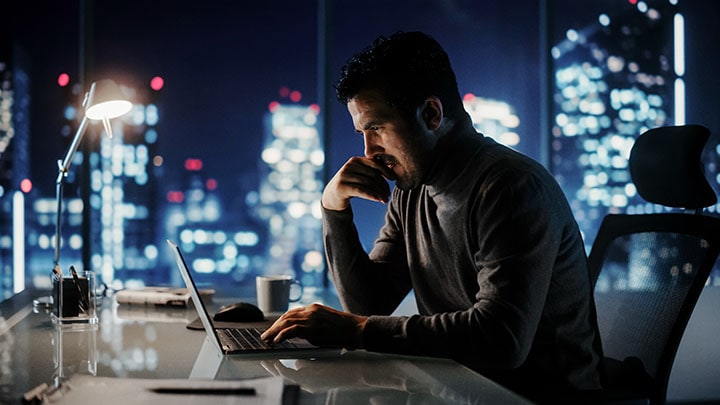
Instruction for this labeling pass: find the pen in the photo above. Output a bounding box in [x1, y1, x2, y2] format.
[70, 266, 79, 283]
[148, 387, 256, 395]
[70, 266, 88, 313]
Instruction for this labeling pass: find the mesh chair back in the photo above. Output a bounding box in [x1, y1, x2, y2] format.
[589, 213, 720, 404]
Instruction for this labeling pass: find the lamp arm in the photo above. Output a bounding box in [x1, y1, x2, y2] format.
[54, 115, 90, 270]
[53, 175, 65, 269]
[58, 116, 90, 179]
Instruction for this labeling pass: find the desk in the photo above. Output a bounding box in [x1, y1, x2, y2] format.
[0, 288, 532, 404]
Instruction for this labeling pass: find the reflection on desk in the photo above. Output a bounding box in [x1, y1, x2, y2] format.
[264, 351, 531, 404]
[190, 335, 531, 404]
[0, 289, 532, 404]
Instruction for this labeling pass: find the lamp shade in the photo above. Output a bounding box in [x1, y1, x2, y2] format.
[84, 79, 133, 120]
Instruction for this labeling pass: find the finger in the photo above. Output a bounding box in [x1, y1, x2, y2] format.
[261, 307, 308, 342]
[370, 156, 397, 181]
[349, 156, 396, 182]
[273, 323, 304, 344]
[323, 158, 393, 208]
[337, 165, 391, 202]
[261, 315, 289, 341]
[339, 180, 390, 203]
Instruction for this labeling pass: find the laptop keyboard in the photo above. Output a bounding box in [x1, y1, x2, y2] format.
[218, 327, 298, 352]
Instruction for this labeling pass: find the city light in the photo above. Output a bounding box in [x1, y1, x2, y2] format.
[674, 14, 685, 77]
[150, 76, 164, 91]
[145, 104, 159, 126]
[57, 73, 70, 87]
[167, 191, 184, 203]
[674, 13, 686, 125]
[674, 78, 685, 125]
[13, 191, 25, 293]
[20, 179, 32, 193]
[463, 94, 521, 147]
[184, 158, 203, 171]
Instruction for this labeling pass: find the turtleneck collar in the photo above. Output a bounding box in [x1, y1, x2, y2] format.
[421, 115, 491, 195]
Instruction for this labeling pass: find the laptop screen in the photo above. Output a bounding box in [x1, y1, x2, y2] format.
[167, 239, 224, 353]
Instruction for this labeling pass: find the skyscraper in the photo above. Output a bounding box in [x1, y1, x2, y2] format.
[256, 101, 325, 288]
[550, 1, 719, 286]
[87, 91, 161, 286]
[0, 40, 30, 299]
[550, 1, 677, 248]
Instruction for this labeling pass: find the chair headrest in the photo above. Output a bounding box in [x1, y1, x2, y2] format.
[629, 124, 717, 209]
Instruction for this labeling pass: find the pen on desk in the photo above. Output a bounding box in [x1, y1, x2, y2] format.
[148, 387, 256, 395]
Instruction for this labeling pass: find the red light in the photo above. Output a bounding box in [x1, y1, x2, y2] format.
[463, 93, 476, 101]
[150, 76, 164, 91]
[628, 0, 638, 4]
[206, 178, 218, 190]
[290, 90, 302, 102]
[309, 104, 320, 114]
[185, 158, 203, 171]
[20, 178, 32, 193]
[268, 101, 280, 112]
[279, 87, 290, 97]
[167, 191, 184, 203]
[57, 73, 70, 87]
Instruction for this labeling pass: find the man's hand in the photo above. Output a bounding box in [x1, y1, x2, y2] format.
[321, 157, 395, 211]
[261, 303, 368, 349]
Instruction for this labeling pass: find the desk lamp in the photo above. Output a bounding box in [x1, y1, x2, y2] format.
[53, 79, 132, 275]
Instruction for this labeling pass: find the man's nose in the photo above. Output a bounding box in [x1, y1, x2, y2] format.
[363, 133, 382, 157]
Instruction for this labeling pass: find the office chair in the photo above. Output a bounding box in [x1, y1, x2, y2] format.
[587, 124, 720, 405]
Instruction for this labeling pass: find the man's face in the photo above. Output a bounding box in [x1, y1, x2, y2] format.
[347, 90, 436, 190]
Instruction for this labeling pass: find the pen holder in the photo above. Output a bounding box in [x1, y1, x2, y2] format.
[52, 270, 98, 325]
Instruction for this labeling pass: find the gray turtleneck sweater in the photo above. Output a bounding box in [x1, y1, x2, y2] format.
[322, 124, 602, 398]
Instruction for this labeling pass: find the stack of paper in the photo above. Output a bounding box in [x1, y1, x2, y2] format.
[116, 287, 214, 307]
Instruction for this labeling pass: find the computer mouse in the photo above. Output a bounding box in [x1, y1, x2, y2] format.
[213, 302, 265, 322]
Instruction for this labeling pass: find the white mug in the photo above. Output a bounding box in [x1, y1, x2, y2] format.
[256, 275, 303, 316]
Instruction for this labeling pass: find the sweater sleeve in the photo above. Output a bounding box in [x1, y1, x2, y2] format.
[322, 201, 413, 316]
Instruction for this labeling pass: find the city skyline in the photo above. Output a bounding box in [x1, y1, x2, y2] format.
[2, 1, 720, 298]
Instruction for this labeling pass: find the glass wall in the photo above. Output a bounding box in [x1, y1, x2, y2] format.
[1, 0, 718, 300]
[0, 1, 543, 299]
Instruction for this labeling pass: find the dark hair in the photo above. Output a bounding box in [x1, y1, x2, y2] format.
[334, 31, 465, 121]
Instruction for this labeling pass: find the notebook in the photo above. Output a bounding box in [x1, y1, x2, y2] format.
[167, 239, 322, 355]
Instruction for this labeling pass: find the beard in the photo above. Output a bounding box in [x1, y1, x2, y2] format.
[392, 161, 426, 190]
[394, 174, 418, 190]
[388, 146, 434, 191]
[379, 123, 437, 191]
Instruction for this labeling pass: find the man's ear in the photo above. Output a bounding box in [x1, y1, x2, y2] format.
[420, 97, 443, 130]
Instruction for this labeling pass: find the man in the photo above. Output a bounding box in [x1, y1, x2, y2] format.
[262, 31, 602, 400]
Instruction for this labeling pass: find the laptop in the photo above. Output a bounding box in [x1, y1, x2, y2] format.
[167, 239, 322, 355]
